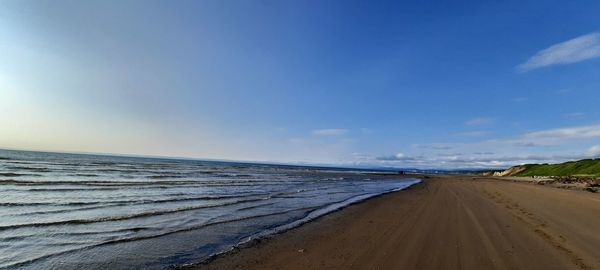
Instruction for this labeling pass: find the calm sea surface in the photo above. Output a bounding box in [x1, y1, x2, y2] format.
[0, 150, 420, 269]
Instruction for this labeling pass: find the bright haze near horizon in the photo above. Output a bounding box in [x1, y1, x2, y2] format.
[1, 0, 600, 169]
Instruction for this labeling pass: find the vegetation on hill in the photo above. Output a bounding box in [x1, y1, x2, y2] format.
[503, 159, 600, 177]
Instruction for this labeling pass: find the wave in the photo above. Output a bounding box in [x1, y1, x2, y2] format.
[1, 183, 266, 193]
[8, 204, 131, 216]
[88, 161, 118, 166]
[69, 173, 100, 177]
[235, 202, 277, 212]
[0, 173, 40, 177]
[147, 173, 257, 180]
[0, 179, 279, 187]
[1, 205, 319, 269]
[214, 173, 253, 178]
[0, 201, 101, 207]
[5, 166, 51, 173]
[3, 179, 422, 269]
[0, 179, 189, 186]
[0, 226, 156, 242]
[0, 192, 264, 208]
[17, 187, 120, 192]
[0, 196, 269, 230]
[146, 175, 186, 179]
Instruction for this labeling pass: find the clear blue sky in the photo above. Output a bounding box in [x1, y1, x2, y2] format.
[1, 0, 600, 168]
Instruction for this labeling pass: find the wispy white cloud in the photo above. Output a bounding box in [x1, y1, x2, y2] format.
[562, 112, 585, 119]
[312, 128, 348, 136]
[511, 142, 538, 147]
[359, 128, 375, 134]
[586, 145, 600, 158]
[288, 138, 306, 144]
[517, 32, 600, 72]
[454, 131, 489, 137]
[497, 124, 600, 148]
[377, 152, 422, 161]
[373, 152, 585, 169]
[429, 153, 583, 167]
[363, 123, 600, 169]
[519, 124, 600, 141]
[280, 136, 357, 164]
[411, 144, 452, 150]
[465, 117, 493, 126]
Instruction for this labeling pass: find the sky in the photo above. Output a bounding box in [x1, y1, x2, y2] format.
[1, 0, 600, 169]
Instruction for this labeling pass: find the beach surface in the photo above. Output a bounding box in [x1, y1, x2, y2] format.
[192, 175, 600, 270]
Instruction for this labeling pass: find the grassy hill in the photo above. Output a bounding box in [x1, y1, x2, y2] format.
[507, 159, 600, 177]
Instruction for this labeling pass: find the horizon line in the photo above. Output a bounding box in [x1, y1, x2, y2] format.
[0, 147, 493, 172]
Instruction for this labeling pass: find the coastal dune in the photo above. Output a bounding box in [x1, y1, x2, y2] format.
[194, 175, 600, 270]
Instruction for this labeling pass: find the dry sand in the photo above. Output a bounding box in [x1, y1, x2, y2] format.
[190, 175, 600, 270]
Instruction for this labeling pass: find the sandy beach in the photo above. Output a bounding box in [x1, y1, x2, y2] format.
[191, 175, 600, 270]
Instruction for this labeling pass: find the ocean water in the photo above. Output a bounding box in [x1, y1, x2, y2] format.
[0, 149, 420, 269]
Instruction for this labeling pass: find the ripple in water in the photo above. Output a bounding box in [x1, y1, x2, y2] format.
[0, 149, 420, 269]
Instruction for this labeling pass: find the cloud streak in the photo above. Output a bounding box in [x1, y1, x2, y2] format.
[377, 153, 421, 161]
[454, 131, 489, 137]
[517, 32, 600, 72]
[411, 144, 453, 150]
[516, 124, 600, 144]
[587, 145, 600, 158]
[367, 123, 600, 169]
[474, 124, 600, 148]
[312, 128, 348, 136]
[465, 117, 493, 126]
[374, 152, 586, 169]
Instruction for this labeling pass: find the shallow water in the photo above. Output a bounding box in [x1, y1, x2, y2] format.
[0, 150, 420, 269]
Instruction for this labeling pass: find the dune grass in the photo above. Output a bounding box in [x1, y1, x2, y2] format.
[515, 159, 600, 177]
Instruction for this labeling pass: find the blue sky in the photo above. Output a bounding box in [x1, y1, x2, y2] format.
[1, 0, 600, 168]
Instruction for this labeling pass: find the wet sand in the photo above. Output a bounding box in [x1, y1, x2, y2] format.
[192, 175, 600, 270]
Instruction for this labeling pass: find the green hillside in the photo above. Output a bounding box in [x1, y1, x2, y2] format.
[514, 159, 600, 177]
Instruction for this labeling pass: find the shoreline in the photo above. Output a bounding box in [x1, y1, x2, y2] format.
[177, 176, 423, 269]
[188, 175, 600, 270]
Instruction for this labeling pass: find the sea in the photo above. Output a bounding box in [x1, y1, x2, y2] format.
[0, 149, 420, 269]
